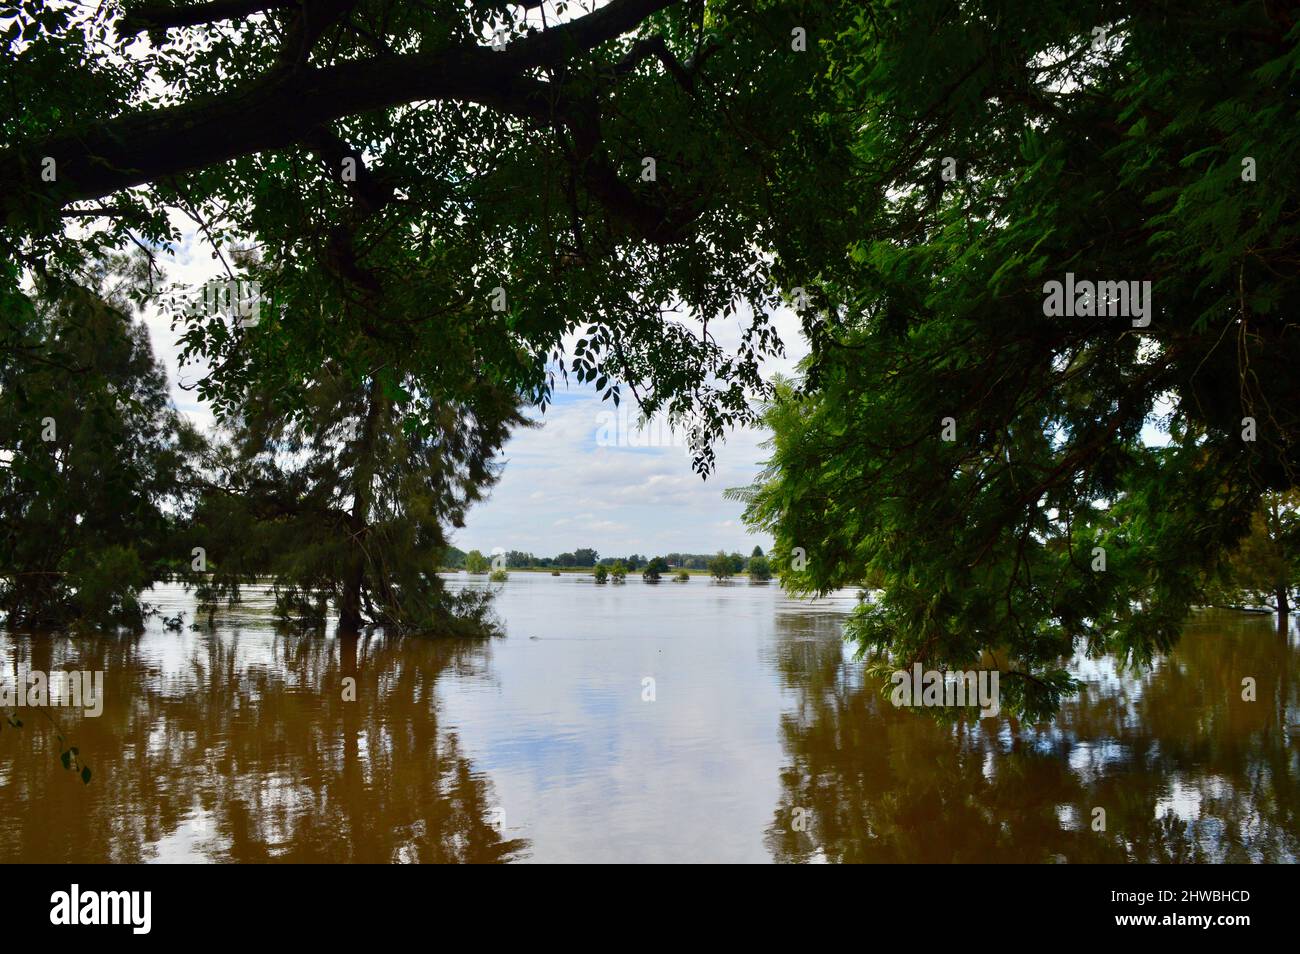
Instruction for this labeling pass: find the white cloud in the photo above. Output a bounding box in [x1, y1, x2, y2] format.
[454, 338, 802, 558]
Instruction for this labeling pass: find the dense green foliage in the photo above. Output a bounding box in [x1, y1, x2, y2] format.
[735, 0, 1300, 716]
[641, 556, 668, 582]
[0, 261, 201, 628]
[1204, 491, 1300, 615]
[1, 0, 849, 472]
[0, 0, 853, 634]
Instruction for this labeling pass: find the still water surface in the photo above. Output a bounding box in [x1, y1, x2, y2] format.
[2, 573, 1298, 862]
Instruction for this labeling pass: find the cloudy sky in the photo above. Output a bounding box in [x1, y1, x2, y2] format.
[139, 226, 807, 563]
[450, 300, 808, 560]
[449, 381, 780, 560]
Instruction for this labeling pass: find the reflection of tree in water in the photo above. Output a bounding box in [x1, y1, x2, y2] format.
[766, 611, 1300, 863]
[0, 622, 527, 863]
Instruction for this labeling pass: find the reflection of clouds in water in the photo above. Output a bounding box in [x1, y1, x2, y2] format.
[773, 588, 861, 617]
[1154, 774, 1204, 823]
[996, 721, 1017, 751]
[1067, 739, 1132, 783]
[766, 606, 1300, 862]
[1071, 652, 1155, 724]
[1150, 773, 1279, 864]
[439, 574, 816, 862]
[0, 583, 525, 863]
[5, 580, 1298, 863]
[147, 806, 214, 863]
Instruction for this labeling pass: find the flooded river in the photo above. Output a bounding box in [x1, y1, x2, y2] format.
[2, 574, 1297, 862]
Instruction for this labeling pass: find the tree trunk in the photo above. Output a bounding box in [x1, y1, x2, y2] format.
[338, 566, 364, 634]
[338, 377, 386, 635]
[1277, 585, 1290, 631]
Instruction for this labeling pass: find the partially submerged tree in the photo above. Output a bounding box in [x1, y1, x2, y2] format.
[190, 365, 521, 634]
[1204, 491, 1300, 620]
[641, 556, 667, 583]
[0, 259, 202, 628]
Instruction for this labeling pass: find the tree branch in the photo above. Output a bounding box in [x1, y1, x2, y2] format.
[272, 0, 358, 73]
[4, 0, 679, 237]
[119, 0, 295, 35]
[302, 126, 393, 214]
[610, 34, 694, 91]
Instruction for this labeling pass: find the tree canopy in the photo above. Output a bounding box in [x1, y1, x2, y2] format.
[1, 0, 850, 471]
[733, 0, 1300, 717]
[0, 0, 858, 633]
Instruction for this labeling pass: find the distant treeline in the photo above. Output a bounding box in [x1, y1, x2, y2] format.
[443, 547, 765, 572]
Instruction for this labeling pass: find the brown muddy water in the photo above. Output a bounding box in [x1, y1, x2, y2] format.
[1, 574, 1298, 863]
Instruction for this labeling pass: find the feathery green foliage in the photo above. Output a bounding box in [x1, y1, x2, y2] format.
[0, 260, 201, 628]
[738, 0, 1300, 717]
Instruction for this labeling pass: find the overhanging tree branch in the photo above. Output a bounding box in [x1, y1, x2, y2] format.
[119, 0, 296, 35]
[610, 34, 695, 90]
[303, 126, 393, 214]
[273, 0, 358, 72]
[4, 0, 680, 235]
